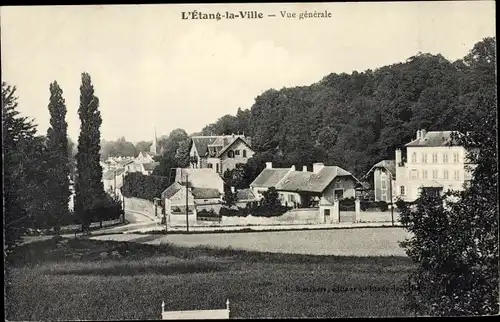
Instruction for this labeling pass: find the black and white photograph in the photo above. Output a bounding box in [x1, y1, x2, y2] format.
[2, 1, 497, 319]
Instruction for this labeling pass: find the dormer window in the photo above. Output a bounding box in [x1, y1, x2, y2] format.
[228, 151, 235, 158]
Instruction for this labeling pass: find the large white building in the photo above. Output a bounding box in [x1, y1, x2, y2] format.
[395, 129, 473, 202]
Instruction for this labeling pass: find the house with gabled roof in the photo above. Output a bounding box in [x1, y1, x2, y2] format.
[394, 129, 472, 202]
[161, 169, 224, 225]
[188, 134, 255, 175]
[364, 159, 396, 203]
[250, 162, 361, 208]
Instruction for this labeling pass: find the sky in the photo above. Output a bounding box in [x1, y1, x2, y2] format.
[1, 2, 496, 143]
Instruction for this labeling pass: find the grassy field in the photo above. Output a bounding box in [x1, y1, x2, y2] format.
[5, 237, 415, 319]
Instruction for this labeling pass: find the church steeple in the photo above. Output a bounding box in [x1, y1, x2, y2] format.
[150, 125, 158, 155]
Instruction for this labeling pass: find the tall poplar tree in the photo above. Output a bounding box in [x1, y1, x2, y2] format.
[46, 81, 71, 235]
[74, 73, 105, 230]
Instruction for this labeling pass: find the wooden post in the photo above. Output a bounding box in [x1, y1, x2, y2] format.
[185, 173, 189, 233]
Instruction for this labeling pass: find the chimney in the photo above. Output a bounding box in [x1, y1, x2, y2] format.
[230, 186, 235, 193]
[266, 162, 272, 169]
[313, 162, 324, 174]
[416, 130, 421, 140]
[395, 149, 402, 165]
[290, 165, 296, 171]
[302, 165, 308, 172]
[421, 129, 427, 139]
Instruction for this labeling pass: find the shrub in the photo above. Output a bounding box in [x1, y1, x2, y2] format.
[378, 201, 388, 212]
[121, 172, 170, 201]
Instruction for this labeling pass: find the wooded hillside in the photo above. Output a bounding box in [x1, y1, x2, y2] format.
[196, 37, 496, 179]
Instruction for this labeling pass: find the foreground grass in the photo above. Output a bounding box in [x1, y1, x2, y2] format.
[5, 238, 414, 319]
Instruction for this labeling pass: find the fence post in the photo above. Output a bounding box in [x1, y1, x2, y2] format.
[226, 299, 230, 317]
[333, 198, 339, 223]
[355, 198, 361, 223]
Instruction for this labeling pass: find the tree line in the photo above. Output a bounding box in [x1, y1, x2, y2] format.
[3, 72, 123, 255]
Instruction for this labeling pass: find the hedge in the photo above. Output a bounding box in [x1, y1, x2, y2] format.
[219, 204, 292, 218]
[121, 172, 171, 201]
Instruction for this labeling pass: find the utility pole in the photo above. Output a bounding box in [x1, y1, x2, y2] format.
[389, 172, 394, 226]
[113, 169, 117, 201]
[185, 173, 189, 233]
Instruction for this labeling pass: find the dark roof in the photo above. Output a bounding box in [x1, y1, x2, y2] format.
[191, 135, 253, 157]
[216, 136, 254, 157]
[276, 166, 356, 193]
[143, 162, 159, 171]
[250, 168, 290, 188]
[191, 188, 220, 199]
[161, 182, 183, 199]
[365, 159, 396, 178]
[191, 137, 217, 156]
[405, 131, 461, 147]
[236, 188, 258, 201]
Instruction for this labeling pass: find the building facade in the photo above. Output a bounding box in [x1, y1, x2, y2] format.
[395, 129, 471, 202]
[188, 134, 255, 175]
[364, 160, 397, 203]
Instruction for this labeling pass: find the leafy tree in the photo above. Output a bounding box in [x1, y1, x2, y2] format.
[135, 140, 152, 153]
[223, 163, 247, 189]
[175, 138, 191, 168]
[45, 81, 71, 235]
[222, 187, 238, 208]
[75, 72, 107, 230]
[2, 82, 41, 253]
[262, 187, 280, 206]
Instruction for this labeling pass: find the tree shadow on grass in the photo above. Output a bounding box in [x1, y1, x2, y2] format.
[48, 261, 225, 277]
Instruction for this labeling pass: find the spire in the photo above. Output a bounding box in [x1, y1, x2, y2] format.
[150, 125, 158, 155]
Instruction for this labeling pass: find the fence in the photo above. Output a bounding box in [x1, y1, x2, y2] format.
[161, 299, 230, 320]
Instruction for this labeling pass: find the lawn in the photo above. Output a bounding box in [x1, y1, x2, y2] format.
[5, 237, 415, 319]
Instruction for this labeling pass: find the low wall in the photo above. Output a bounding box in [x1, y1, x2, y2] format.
[124, 197, 159, 218]
[57, 218, 122, 233]
[358, 210, 401, 223]
[219, 208, 321, 226]
[339, 211, 356, 223]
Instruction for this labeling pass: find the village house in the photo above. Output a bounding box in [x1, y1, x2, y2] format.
[394, 129, 472, 202]
[188, 134, 255, 175]
[364, 160, 397, 203]
[122, 151, 159, 175]
[234, 188, 259, 209]
[161, 168, 225, 224]
[250, 162, 361, 208]
[102, 167, 126, 199]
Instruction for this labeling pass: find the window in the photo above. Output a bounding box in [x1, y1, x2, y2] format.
[216, 163, 219, 173]
[443, 153, 448, 163]
[443, 170, 449, 180]
[432, 153, 438, 163]
[400, 186, 406, 195]
[242, 150, 247, 158]
[411, 152, 417, 163]
[421, 153, 427, 163]
[235, 150, 240, 155]
[334, 189, 344, 199]
[453, 170, 460, 181]
[207, 163, 213, 169]
[432, 169, 438, 179]
[423, 170, 428, 179]
[288, 194, 295, 203]
[411, 169, 418, 179]
[453, 152, 459, 163]
[228, 151, 235, 158]
[381, 179, 387, 190]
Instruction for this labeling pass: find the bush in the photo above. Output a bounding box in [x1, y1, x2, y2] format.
[197, 209, 219, 218]
[378, 201, 388, 212]
[218, 204, 291, 218]
[121, 172, 170, 201]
